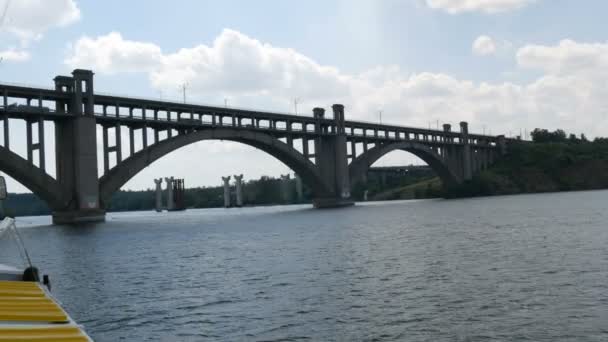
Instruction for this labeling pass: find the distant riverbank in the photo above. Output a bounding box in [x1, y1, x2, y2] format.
[446, 137, 608, 198]
[6, 130, 608, 216]
[369, 130, 608, 201]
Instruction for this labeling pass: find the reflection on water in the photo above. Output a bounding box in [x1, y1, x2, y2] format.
[2, 191, 608, 341]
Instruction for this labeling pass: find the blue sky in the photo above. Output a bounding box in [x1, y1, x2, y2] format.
[4, 1, 608, 83]
[1, 0, 608, 193]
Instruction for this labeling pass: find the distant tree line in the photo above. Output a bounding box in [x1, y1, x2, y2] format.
[1, 175, 313, 217]
[3, 170, 440, 217]
[447, 127, 608, 198]
[530, 128, 593, 144]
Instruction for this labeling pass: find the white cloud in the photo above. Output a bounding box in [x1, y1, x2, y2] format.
[517, 39, 608, 77]
[65, 32, 162, 74]
[425, 0, 536, 14]
[65, 29, 608, 140]
[0, 0, 80, 41]
[151, 29, 350, 103]
[472, 35, 497, 56]
[0, 48, 29, 62]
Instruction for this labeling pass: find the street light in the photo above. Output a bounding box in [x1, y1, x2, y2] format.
[294, 98, 300, 115]
[180, 83, 189, 103]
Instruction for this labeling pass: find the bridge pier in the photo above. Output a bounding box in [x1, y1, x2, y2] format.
[234, 174, 243, 207]
[154, 178, 163, 212]
[312, 105, 354, 208]
[460, 121, 472, 181]
[295, 175, 303, 202]
[52, 70, 105, 224]
[222, 176, 231, 208]
[280, 174, 291, 203]
[165, 177, 175, 211]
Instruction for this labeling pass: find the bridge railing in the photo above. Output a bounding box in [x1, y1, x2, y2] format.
[0, 81, 55, 91]
[94, 90, 305, 117]
[0, 82, 503, 143]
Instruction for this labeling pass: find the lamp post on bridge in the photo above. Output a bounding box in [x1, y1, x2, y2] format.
[294, 98, 300, 115]
[180, 83, 189, 103]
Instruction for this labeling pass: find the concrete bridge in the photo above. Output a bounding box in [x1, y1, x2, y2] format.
[0, 69, 507, 224]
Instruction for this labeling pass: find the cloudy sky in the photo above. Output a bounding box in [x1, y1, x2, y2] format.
[1, 0, 607, 193]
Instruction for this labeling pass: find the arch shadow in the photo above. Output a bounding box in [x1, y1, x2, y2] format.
[99, 128, 331, 206]
[349, 141, 461, 188]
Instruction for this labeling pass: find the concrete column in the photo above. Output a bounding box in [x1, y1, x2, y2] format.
[497, 135, 507, 155]
[234, 174, 243, 207]
[302, 138, 309, 158]
[222, 176, 231, 208]
[3, 89, 8, 149]
[165, 177, 174, 211]
[313, 107, 324, 134]
[142, 126, 148, 148]
[311, 104, 353, 208]
[286, 120, 293, 147]
[115, 123, 122, 162]
[52, 70, 104, 224]
[460, 121, 472, 181]
[295, 175, 303, 202]
[442, 124, 451, 161]
[280, 174, 291, 204]
[102, 126, 110, 173]
[26, 120, 33, 163]
[37, 117, 45, 171]
[129, 127, 135, 156]
[154, 178, 163, 212]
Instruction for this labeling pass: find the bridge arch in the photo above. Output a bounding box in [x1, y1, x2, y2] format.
[99, 128, 331, 206]
[0, 146, 68, 210]
[349, 141, 461, 188]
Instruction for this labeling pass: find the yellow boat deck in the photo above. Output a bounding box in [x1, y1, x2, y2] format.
[0, 280, 92, 341]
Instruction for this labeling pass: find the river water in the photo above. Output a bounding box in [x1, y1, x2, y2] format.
[2, 190, 607, 341]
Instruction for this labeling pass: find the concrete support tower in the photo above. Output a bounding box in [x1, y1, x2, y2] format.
[280, 174, 291, 204]
[165, 177, 174, 211]
[460, 121, 472, 181]
[234, 174, 243, 207]
[154, 178, 163, 212]
[295, 175, 303, 202]
[222, 176, 231, 208]
[52, 69, 104, 224]
[312, 105, 354, 208]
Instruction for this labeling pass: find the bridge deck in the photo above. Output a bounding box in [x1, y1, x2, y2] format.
[0, 82, 500, 147]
